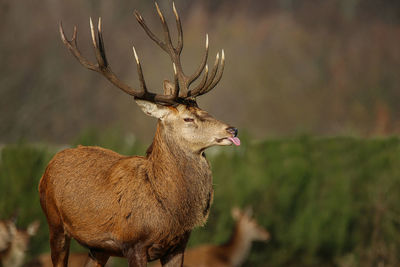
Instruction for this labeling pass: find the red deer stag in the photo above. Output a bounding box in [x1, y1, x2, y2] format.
[174, 207, 270, 267]
[39, 2, 239, 267]
[0, 217, 40, 267]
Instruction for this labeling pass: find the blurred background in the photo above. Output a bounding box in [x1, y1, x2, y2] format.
[1, 0, 400, 266]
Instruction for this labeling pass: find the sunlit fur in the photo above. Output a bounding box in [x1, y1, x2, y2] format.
[39, 100, 237, 267]
[159, 104, 234, 152]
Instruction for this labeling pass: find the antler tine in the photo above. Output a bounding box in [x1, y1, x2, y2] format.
[88, 18, 141, 97]
[90, 17, 107, 68]
[187, 34, 209, 87]
[172, 63, 180, 98]
[97, 17, 108, 67]
[135, 3, 191, 96]
[188, 65, 209, 97]
[172, 2, 183, 54]
[155, 2, 174, 51]
[61, 4, 226, 104]
[132, 46, 148, 95]
[131, 45, 179, 103]
[154, 2, 189, 96]
[59, 22, 98, 71]
[200, 50, 225, 95]
[203, 52, 220, 89]
[60, 19, 180, 104]
[133, 3, 226, 100]
[134, 10, 168, 53]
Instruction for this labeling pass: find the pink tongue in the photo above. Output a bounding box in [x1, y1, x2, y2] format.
[228, 137, 241, 146]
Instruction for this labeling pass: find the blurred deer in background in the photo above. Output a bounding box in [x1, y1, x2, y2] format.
[39, 2, 239, 267]
[0, 217, 40, 267]
[176, 207, 269, 267]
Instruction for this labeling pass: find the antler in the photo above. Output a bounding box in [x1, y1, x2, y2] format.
[59, 2, 225, 105]
[59, 18, 179, 104]
[134, 2, 225, 98]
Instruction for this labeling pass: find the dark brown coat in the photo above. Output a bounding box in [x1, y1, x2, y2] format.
[39, 105, 237, 266]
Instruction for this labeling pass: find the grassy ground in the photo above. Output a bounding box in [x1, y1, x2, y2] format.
[1, 135, 399, 266]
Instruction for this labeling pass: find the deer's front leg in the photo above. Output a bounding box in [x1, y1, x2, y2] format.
[160, 232, 191, 267]
[124, 243, 147, 267]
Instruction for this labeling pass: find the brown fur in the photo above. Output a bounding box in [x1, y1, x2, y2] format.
[0, 220, 13, 259]
[39, 101, 236, 267]
[49, 4, 236, 265]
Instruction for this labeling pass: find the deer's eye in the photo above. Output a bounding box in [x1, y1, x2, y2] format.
[184, 118, 194, 122]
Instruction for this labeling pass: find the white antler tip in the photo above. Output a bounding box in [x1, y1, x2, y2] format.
[135, 11, 143, 20]
[132, 46, 139, 64]
[173, 2, 177, 13]
[206, 34, 209, 48]
[155, 3, 165, 22]
[216, 52, 220, 60]
[222, 49, 225, 60]
[89, 17, 96, 43]
[98, 17, 102, 31]
[205, 65, 209, 72]
[173, 63, 177, 75]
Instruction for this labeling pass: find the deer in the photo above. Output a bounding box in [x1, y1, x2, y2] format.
[0, 217, 40, 267]
[172, 207, 270, 267]
[39, 2, 240, 267]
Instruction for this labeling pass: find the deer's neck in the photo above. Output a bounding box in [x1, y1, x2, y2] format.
[220, 223, 253, 267]
[146, 123, 213, 227]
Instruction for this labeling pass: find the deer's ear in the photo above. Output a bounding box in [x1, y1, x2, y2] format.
[7, 221, 17, 236]
[135, 99, 170, 119]
[231, 207, 241, 220]
[26, 220, 40, 236]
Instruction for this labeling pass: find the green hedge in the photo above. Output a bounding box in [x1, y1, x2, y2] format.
[1, 135, 399, 266]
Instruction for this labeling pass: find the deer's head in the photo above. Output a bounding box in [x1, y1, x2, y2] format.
[136, 97, 238, 152]
[13, 220, 40, 253]
[0, 217, 39, 267]
[232, 207, 270, 242]
[59, 2, 240, 152]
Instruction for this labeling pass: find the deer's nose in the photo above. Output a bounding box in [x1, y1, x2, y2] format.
[226, 127, 238, 137]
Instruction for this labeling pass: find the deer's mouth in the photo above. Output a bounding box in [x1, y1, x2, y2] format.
[228, 137, 241, 146]
[216, 137, 241, 146]
[216, 127, 240, 146]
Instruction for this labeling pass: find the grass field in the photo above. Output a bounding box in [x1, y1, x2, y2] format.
[1, 134, 400, 266]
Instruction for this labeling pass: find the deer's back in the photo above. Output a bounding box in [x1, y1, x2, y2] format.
[38, 146, 164, 249]
[39, 145, 128, 205]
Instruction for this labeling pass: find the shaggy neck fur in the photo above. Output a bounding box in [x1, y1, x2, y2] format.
[146, 122, 213, 229]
